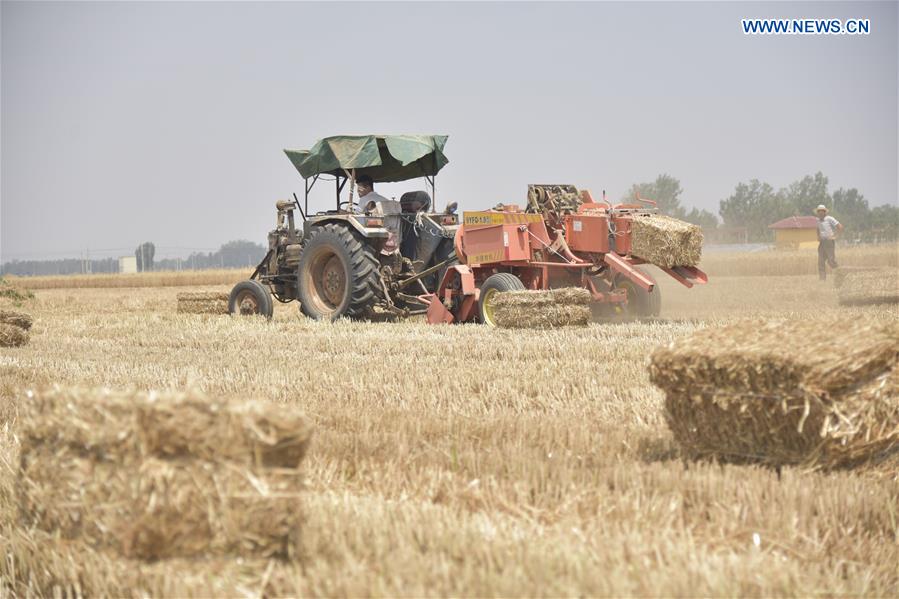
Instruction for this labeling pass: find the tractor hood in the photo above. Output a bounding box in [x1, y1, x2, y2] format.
[284, 135, 449, 183]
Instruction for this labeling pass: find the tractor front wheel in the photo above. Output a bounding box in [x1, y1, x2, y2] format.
[297, 223, 382, 321]
[478, 273, 524, 326]
[228, 280, 274, 319]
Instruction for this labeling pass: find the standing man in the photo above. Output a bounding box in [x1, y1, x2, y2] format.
[815, 204, 843, 280]
[356, 174, 402, 254]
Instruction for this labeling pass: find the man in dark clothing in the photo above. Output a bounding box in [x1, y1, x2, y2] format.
[815, 204, 843, 280]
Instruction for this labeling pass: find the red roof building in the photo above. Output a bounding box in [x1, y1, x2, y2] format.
[768, 216, 819, 249]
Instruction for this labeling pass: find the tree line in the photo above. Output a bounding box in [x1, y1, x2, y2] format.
[628, 172, 898, 243]
[1, 240, 267, 276]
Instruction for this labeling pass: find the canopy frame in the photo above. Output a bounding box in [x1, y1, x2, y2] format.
[287, 134, 447, 215]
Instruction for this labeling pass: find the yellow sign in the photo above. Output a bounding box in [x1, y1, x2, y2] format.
[467, 250, 505, 265]
[463, 211, 543, 227]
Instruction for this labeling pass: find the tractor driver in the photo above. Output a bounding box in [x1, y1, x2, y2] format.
[357, 174, 402, 254]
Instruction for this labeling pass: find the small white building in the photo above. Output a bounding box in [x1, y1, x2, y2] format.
[118, 256, 137, 274]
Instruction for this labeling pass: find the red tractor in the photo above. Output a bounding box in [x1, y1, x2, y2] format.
[426, 184, 707, 325]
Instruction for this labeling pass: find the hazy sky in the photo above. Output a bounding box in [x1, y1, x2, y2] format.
[2, 1, 897, 261]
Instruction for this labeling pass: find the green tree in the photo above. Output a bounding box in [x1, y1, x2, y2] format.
[868, 204, 899, 242]
[627, 174, 686, 218]
[779, 172, 830, 216]
[682, 207, 718, 231]
[830, 188, 870, 236]
[719, 179, 781, 241]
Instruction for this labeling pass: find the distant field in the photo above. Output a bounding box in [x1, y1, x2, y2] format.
[5, 243, 896, 290]
[4, 268, 249, 289]
[0, 267, 896, 596]
[699, 242, 897, 277]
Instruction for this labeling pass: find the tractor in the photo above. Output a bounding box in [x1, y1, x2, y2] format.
[425, 184, 708, 325]
[228, 134, 459, 320]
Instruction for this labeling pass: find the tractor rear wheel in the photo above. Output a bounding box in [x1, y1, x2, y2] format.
[297, 223, 382, 321]
[478, 273, 525, 326]
[228, 280, 274, 319]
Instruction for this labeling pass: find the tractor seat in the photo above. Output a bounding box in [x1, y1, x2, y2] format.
[400, 190, 431, 213]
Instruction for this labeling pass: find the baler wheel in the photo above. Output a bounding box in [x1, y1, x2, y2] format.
[615, 267, 661, 319]
[478, 273, 525, 326]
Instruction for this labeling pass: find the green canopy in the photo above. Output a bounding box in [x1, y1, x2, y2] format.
[284, 135, 449, 183]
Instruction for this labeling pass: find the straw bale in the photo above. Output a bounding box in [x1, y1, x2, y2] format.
[0, 309, 33, 330]
[650, 318, 898, 396]
[630, 214, 703, 268]
[19, 449, 303, 560]
[837, 269, 899, 306]
[491, 290, 591, 328]
[176, 292, 230, 301]
[19, 388, 313, 468]
[177, 299, 229, 315]
[2, 525, 298, 597]
[650, 318, 899, 468]
[0, 323, 28, 347]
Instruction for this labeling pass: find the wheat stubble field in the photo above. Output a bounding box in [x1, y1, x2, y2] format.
[1, 247, 898, 597]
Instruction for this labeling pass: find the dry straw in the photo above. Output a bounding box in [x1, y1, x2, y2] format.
[17, 387, 312, 560]
[0, 323, 28, 347]
[0, 309, 33, 330]
[492, 288, 592, 329]
[836, 269, 899, 306]
[650, 318, 899, 469]
[629, 214, 703, 269]
[20, 449, 304, 560]
[176, 291, 230, 315]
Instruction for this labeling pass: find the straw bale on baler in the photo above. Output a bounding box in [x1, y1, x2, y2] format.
[629, 215, 703, 268]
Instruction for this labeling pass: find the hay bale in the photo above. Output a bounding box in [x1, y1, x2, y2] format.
[837, 269, 899, 306]
[630, 214, 703, 268]
[650, 318, 899, 469]
[0, 309, 33, 330]
[19, 449, 303, 560]
[16, 388, 312, 561]
[176, 292, 230, 315]
[176, 292, 230, 301]
[19, 388, 313, 467]
[491, 289, 591, 329]
[0, 323, 28, 347]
